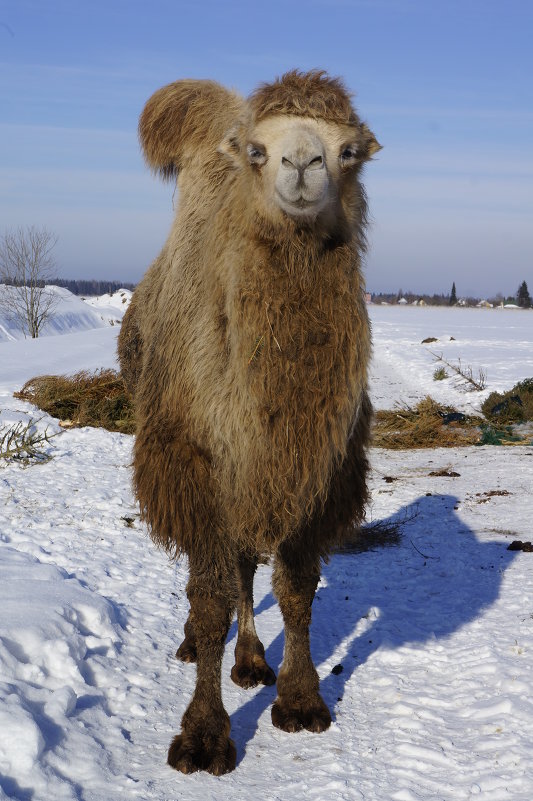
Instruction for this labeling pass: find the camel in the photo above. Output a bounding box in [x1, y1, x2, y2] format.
[118, 69, 380, 775]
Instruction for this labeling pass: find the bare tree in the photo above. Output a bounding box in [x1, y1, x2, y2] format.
[0, 226, 59, 338]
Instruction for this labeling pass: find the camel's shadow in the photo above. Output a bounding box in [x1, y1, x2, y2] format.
[228, 494, 517, 765]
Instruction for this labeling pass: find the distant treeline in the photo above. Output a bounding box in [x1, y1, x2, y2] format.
[371, 292, 456, 306]
[51, 279, 136, 296]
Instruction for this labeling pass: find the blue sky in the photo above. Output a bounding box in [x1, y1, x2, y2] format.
[1, 0, 532, 296]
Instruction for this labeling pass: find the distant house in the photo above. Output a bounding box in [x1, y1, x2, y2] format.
[365, 292, 372, 304]
[476, 300, 493, 308]
[397, 297, 408, 305]
[503, 303, 520, 309]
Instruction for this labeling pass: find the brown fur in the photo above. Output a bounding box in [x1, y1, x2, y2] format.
[250, 69, 356, 124]
[118, 70, 379, 775]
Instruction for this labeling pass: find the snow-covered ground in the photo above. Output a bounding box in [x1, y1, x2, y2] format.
[369, 304, 533, 412]
[0, 306, 532, 801]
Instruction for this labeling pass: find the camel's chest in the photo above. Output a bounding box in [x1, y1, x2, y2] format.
[235, 276, 365, 408]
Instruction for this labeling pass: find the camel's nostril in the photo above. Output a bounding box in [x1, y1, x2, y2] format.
[281, 153, 324, 173]
[307, 155, 323, 169]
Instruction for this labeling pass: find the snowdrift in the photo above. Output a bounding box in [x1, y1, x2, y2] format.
[0, 285, 132, 342]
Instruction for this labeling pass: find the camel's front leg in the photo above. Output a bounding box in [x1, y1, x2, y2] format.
[271, 542, 331, 733]
[168, 546, 237, 775]
[230, 553, 276, 689]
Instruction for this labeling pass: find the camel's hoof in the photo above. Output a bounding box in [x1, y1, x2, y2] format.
[175, 638, 197, 663]
[231, 654, 276, 689]
[271, 695, 332, 733]
[167, 732, 236, 776]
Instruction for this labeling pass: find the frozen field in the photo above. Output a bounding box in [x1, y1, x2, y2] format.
[0, 305, 532, 801]
[369, 304, 533, 411]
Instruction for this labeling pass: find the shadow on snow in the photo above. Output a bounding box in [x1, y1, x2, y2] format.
[228, 493, 517, 766]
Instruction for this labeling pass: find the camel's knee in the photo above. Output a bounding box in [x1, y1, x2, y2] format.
[176, 612, 197, 663]
[186, 591, 234, 648]
[186, 549, 237, 645]
[272, 546, 320, 629]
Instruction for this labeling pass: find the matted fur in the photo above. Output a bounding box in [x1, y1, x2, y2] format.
[118, 70, 379, 773]
[249, 70, 381, 160]
[250, 69, 356, 125]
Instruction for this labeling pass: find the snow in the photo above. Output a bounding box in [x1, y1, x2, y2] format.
[1, 306, 533, 800]
[0, 285, 130, 342]
[369, 304, 533, 412]
[82, 289, 132, 326]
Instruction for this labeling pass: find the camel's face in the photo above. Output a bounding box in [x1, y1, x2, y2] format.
[243, 116, 363, 222]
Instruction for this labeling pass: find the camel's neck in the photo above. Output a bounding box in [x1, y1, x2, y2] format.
[219, 234, 370, 548]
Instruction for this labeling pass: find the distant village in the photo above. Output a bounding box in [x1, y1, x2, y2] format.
[366, 281, 532, 309]
[367, 294, 524, 309]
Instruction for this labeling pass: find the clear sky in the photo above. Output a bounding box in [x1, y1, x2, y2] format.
[1, 0, 532, 296]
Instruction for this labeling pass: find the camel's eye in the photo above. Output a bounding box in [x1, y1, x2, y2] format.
[340, 145, 358, 167]
[247, 143, 267, 167]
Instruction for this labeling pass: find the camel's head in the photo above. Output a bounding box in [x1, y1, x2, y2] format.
[138, 70, 380, 233]
[221, 71, 381, 227]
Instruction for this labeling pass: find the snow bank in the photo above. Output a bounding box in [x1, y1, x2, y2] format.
[81, 288, 132, 326]
[0, 548, 121, 800]
[0, 285, 130, 343]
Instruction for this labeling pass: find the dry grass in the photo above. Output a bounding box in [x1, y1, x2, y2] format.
[337, 519, 403, 553]
[433, 366, 448, 381]
[481, 378, 533, 424]
[337, 504, 419, 554]
[372, 397, 483, 449]
[14, 370, 135, 434]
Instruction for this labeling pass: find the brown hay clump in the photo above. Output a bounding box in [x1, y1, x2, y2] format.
[14, 370, 135, 434]
[372, 396, 483, 449]
[481, 378, 533, 425]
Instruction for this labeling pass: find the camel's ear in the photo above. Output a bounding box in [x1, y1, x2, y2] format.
[218, 124, 242, 160]
[218, 116, 250, 165]
[359, 122, 382, 160]
[139, 80, 241, 180]
[139, 82, 192, 180]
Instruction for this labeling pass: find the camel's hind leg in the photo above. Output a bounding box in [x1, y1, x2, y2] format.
[168, 545, 238, 776]
[230, 553, 276, 689]
[271, 541, 331, 733]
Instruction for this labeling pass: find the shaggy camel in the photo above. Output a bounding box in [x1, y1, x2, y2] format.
[118, 70, 380, 775]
